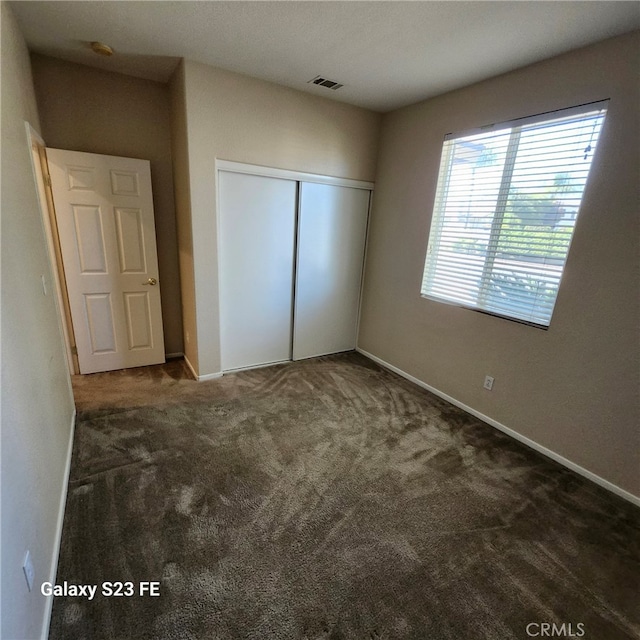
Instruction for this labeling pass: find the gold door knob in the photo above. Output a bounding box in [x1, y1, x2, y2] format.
[143, 277, 157, 286]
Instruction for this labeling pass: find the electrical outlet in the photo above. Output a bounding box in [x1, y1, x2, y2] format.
[23, 550, 34, 592]
[483, 375, 494, 391]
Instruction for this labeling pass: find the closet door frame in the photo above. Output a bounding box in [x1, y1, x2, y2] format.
[216, 160, 374, 192]
[215, 159, 374, 373]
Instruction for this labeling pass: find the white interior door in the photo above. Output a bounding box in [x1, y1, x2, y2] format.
[293, 182, 369, 360]
[46, 148, 165, 374]
[218, 171, 297, 371]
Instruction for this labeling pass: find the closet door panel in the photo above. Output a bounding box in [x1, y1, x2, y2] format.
[293, 183, 369, 360]
[219, 171, 297, 371]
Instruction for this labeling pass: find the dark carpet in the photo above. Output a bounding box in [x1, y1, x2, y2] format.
[49, 352, 640, 640]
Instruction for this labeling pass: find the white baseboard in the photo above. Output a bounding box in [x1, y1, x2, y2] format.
[165, 352, 184, 360]
[183, 354, 223, 382]
[357, 348, 640, 508]
[197, 371, 223, 381]
[222, 359, 290, 374]
[41, 408, 76, 640]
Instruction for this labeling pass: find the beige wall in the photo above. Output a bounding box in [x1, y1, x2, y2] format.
[179, 60, 381, 375]
[169, 61, 198, 371]
[0, 4, 76, 638]
[30, 54, 184, 355]
[359, 32, 640, 497]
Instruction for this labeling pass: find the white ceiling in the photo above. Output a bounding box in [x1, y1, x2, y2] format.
[10, 1, 640, 113]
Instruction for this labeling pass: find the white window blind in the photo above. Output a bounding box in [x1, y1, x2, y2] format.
[421, 100, 608, 328]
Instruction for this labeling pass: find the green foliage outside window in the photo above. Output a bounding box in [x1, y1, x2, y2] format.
[453, 174, 576, 262]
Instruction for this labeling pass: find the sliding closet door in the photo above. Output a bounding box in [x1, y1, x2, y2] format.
[219, 171, 297, 371]
[293, 183, 370, 360]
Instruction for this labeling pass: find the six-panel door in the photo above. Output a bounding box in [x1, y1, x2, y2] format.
[46, 148, 165, 374]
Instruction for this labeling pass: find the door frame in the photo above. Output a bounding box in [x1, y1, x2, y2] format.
[26, 123, 78, 374]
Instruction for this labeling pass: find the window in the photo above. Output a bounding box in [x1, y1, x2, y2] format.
[421, 101, 608, 328]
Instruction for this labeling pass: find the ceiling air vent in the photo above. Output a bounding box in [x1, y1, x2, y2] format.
[308, 75, 344, 91]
